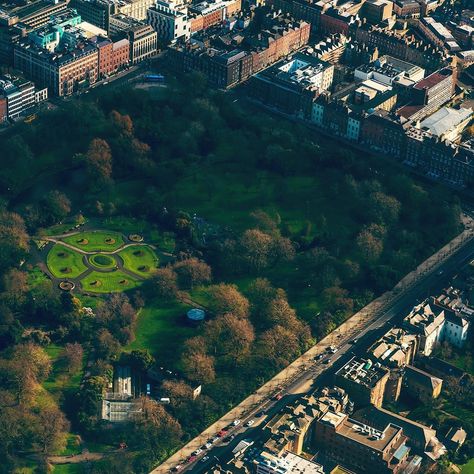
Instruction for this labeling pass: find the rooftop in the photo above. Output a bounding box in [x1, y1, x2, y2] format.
[419, 107, 473, 138]
[403, 298, 445, 336]
[335, 357, 389, 388]
[320, 412, 404, 453]
[353, 405, 437, 450]
[254, 451, 325, 474]
[414, 68, 452, 91]
[255, 52, 332, 90]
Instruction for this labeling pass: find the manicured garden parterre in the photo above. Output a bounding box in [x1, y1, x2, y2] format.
[43, 230, 159, 294]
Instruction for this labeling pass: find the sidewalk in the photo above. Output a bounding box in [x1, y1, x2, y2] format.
[151, 215, 474, 474]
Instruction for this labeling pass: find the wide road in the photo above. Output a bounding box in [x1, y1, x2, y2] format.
[183, 237, 474, 474]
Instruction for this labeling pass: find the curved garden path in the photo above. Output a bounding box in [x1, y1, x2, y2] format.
[45, 237, 156, 255]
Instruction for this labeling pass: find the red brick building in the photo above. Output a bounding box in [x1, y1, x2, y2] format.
[360, 110, 408, 160]
[95, 36, 130, 77]
[169, 15, 310, 89]
[0, 96, 7, 123]
[189, 0, 241, 33]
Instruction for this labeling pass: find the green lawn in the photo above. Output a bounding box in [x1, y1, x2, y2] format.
[117, 245, 159, 277]
[43, 344, 85, 397]
[62, 231, 125, 252]
[462, 459, 474, 473]
[125, 299, 194, 367]
[52, 464, 84, 474]
[150, 230, 176, 254]
[80, 270, 139, 293]
[102, 216, 151, 234]
[46, 244, 88, 278]
[27, 265, 49, 288]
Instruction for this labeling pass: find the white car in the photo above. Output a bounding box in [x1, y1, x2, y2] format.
[246, 419, 255, 427]
[205, 442, 213, 449]
[211, 436, 219, 444]
[192, 449, 203, 456]
[233, 419, 241, 426]
[328, 346, 338, 354]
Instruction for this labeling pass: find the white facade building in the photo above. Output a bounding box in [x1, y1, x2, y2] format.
[147, 0, 189, 42]
[444, 312, 469, 348]
[0, 77, 35, 119]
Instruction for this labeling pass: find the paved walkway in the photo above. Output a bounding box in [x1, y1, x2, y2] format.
[151, 215, 474, 474]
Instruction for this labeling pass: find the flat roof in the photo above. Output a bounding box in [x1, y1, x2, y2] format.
[337, 417, 403, 452]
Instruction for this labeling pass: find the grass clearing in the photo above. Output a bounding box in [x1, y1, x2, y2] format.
[125, 299, 193, 367]
[150, 231, 176, 254]
[43, 344, 85, 398]
[118, 245, 159, 277]
[47, 244, 88, 278]
[462, 459, 474, 473]
[27, 265, 49, 288]
[62, 231, 125, 252]
[80, 270, 139, 293]
[52, 464, 84, 474]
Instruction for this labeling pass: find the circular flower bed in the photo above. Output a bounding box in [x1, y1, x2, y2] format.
[59, 281, 75, 291]
[129, 234, 144, 242]
[77, 238, 89, 245]
[105, 238, 116, 245]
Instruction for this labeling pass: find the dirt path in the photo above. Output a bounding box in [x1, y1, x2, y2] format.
[49, 451, 108, 464]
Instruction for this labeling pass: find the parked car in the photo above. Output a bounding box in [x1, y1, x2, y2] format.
[351, 338, 359, 344]
[171, 465, 182, 472]
[246, 419, 255, 427]
[217, 429, 228, 437]
[192, 449, 202, 456]
[314, 354, 323, 361]
[328, 346, 338, 354]
[233, 419, 241, 426]
[274, 392, 283, 400]
[186, 456, 197, 464]
[324, 358, 332, 364]
[225, 434, 235, 442]
[204, 442, 212, 449]
[211, 436, 219, 443]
